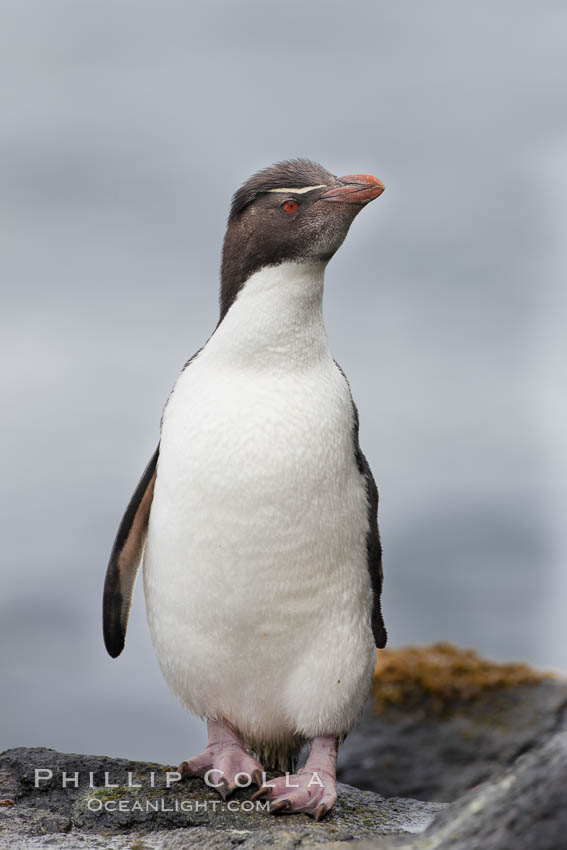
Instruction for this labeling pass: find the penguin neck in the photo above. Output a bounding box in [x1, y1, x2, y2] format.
[211, 261, 329, 370]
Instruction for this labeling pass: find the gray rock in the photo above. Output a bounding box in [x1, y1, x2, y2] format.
[334, 731, 567, 850]
[338, 667, 567, 802]
[421, 731, 567, 850]
[2, 733, 566, 850]
[0, 747, 444, 850]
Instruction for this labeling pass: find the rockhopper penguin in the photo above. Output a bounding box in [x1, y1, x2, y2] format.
[103, 159, 386, 820]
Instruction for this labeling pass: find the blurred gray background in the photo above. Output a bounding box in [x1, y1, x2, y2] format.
[1, 0, 566, 764]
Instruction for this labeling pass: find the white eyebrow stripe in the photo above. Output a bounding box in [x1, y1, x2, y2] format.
[267, 185, 327, 194]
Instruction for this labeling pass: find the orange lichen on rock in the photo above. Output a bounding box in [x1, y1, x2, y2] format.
[372, 642, 551, 715]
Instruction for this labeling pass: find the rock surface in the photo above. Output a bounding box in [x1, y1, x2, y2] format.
[0, 747, 443, 849]
[2, 734, 567, 850]
[338, 643, 567, 801]
[417, 731, 567, 850]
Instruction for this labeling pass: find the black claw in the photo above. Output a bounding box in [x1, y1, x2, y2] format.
[270, 798, 292, 814]
[217, 778, 232, 801]
[314, 803, 328, 821]
[251, 769, 263, 789]
[251, 785, 270, 802]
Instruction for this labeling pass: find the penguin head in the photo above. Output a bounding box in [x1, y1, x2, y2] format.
[220, 159, 384, 319]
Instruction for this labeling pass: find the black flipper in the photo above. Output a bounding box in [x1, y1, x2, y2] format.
[103, 446, 159, 658]
[354, 430, 388, 649]
[335, 363, 387, 649]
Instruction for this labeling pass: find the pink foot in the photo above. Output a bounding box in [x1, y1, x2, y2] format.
[252, 735, 338, 820]
[178, 719, 264, 801]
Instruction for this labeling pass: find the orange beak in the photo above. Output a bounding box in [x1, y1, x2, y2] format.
[319, 173, 385, 205]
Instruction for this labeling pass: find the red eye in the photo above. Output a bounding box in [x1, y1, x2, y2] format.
[282, 199, 299, 214]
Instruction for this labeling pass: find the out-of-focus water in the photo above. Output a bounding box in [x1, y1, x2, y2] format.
[1, 0, 566, 765]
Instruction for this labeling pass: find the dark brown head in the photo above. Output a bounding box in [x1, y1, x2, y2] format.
[220, 159, 384, 319]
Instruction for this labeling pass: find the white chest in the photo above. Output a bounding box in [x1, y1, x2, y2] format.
[159, 353, 356, 514]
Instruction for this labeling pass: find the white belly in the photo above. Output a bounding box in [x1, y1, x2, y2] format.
[143, 265, 375, 743]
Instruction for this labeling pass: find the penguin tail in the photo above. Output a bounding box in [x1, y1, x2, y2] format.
[252, 735, 307, 774]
